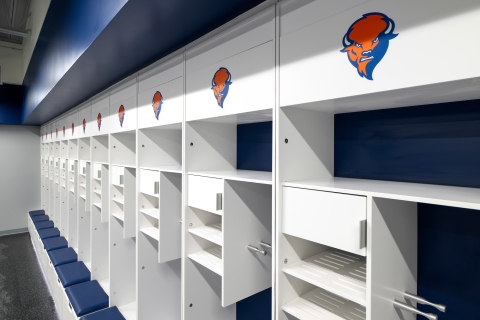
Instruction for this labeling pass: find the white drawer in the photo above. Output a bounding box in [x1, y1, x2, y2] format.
[188, 175, 223, 214]
[283, 187, 367, 256]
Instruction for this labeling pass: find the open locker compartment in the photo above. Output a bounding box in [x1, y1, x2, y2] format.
[111, 166, 136, 238]
[78, 161, 91, 267]
[79, 137, 90, 160]
[92, 135, 108, 164]
[111, 130, 136, 168]
[68, 160, 78, 250]
[68, 139, 78, 159]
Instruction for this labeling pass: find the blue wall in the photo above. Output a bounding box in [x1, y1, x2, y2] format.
[0, 84, 23, 125]
[237, 121, 272, 172]
[335, 99, 480, 319]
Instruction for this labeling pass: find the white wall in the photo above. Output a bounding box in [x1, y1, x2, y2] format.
[0, 46, 23, 85]
[0, 125, 40, 233]
[23, 0, 51, 78]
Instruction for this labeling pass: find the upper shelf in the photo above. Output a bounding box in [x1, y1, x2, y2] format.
[140, 166, 182, 174]
[284, 178, 480, 210]
[189, 170, 272, 185]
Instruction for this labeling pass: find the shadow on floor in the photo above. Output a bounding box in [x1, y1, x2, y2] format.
[0, 232, 59, 320]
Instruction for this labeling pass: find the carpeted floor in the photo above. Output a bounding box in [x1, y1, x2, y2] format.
[0, 232, 59, 320]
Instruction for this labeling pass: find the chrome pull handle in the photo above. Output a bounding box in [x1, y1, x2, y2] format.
[360, 219, 367, 249]
[216, 193, 222, 210]
[247, 245, 267, 256]
[394, 300, 437, 320]
[260, 241, 272, 249]
[405, 292, 446, 312]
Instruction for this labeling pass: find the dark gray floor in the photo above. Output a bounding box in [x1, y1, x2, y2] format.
[0, 232, 60, 320]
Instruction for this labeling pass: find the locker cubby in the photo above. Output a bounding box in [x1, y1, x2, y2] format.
[61, 140, 68, 158]
[79, 137, 90, 160]
[54, 141, 60, 157]
[137, 170, 182, 319]
[185, 179, 272, 320]
[110, 165, 137, 319]
[68, 139, 78, 159]
[111, 131, 136, 167]
[186, 111, 273, 184]
[138, 126, 182, 172]
[68, 160, 78, 250]
[60, 159, 68, 237]
[111, 166, 136, 238]
[91, 162, 110, 296]
[92, 135, 108, 163]
[78, 161, 91, 267]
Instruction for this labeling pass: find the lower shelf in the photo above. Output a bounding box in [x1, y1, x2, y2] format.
[93, 202, 102, 209]
[112, 212, 125, 222]
[98, 278, 110, 295]
[140, 208, 159, 220]
[282, 287, 366, 320]
[84, 261, 92, 272]
[188, 224, 222, 246]
[283, 249, 366, 306]
[140, 227, 159, 241]
[118, 301, 137, 320]
[188, 246, 223, 276]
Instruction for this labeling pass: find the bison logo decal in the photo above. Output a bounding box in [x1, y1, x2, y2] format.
[119, 105, 125, 127]
[97, 113, 102, 131]
[341, 12, 398, 80]
[152, 91, 163, 120]
[83, 119, 87, 134]
[212, 67, 232, 108]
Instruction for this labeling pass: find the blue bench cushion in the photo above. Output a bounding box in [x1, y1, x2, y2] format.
[79, 307, 125, 320]
[38, 228, 60, 240]
[32, 215, 49, 223]
[48, 248, 78, 267]
[66, 280, 109, 317]
[56, 261, 90, 288]
[43, 237, 68, 252]
[35, 221, 54, 230]
[29, 209, 45, 217]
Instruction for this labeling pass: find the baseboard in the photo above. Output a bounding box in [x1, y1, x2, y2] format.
[0, 227, 28, 236]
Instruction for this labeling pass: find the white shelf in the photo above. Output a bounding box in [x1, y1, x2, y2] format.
[188, 224, 222, 246]
[84, 261, 92, 271]
[112, 197, 124, 205]
[118, 301, 137, 320]
[80, 183, 86, 188]
[140, 227, 159, 241]
[79, 173, 86, 177]
[93, 202, 102, 209]
[189, 170, 272, 185]
[112, 212, 125, 221]
[283, 287, 366, 320]
[283, 249, 366, 306]
[79, 195, 86, 201]
[140, 208, 159, 220]
[69, 189, 75, 194]
[140, 190, 159, 198]
[93, 190, 102, 195]
[140, 165, 182, 174]
[93, 177, 102, 182]
[98, 279, 110, 295]
[188, 246, 223, 276]
[284, 177, 480, 210]
[112, 182, 124, 188]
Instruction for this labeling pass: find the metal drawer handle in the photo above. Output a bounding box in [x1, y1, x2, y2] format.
[216, 193, 222, 210]
[393, 300, 438, 320]
[260, 241, 272, 249]
[405, 292, 446, 312]
[247, 245, 267, 256]
[359, 219, 367, 249]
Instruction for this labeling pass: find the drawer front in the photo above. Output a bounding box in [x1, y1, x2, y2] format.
[283, 187, 367, 256]
[188, 175, 223, 214]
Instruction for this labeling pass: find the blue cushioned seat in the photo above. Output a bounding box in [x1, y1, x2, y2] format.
[35, 220, 54, 230]
[43, 237, 68, 252]
[32, 215, 49, 223]
[48, 248, 78, 267]
[79, 306, 125, 320]
[56, 261, 90, 288]
[66, 280, 109, 317]
[29, 209, 45, 217]
[38, 228, 60, 240]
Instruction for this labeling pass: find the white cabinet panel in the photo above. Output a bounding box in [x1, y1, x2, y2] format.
[110, 95, 137, 133]
[186, 41, 274, 121]
[188, 174, 223, 214]
[283, 187, 367, 256]
[77, 106, 91, 138]
[280, 0, 480, 107]
[91, 96, 109, 136]
[138, 77, 183, 128]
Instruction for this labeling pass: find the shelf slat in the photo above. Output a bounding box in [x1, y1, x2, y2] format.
[283, 287, 366, 320]
[140, 227, 159, 241]
[118, 301, 137, 320]
[112, 212, 125, 221]
[283, 249, 366, 306]
[188, 224, 222, 246]
[93, 202, 102, 209]
[112, 197, 124, 205]
[140, 208, 159, 220]
[188, 247, 223, 276]
[189, 170, 272, 185]
[93, 190, 102, 195]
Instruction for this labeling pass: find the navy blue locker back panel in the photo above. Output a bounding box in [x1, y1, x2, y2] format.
[236, 121, 272, 318]
[418, 204, 480, 319]
[335, 99, 480, 319]
[237, 121, 272, 172]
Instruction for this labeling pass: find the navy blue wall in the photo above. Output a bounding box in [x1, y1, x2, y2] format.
[237, 121, 272, 172]
[335, 99, 480, 319]
[0, 84, 23, 125]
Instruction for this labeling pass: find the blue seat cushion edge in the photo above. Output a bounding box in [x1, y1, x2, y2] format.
[65, 280, 109, 317]
[79, 306, 125, 320]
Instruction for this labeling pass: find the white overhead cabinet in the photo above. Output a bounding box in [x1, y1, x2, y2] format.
[90, 95, 110, 137]
[279, 0, 480, 112]
[109, 81, 137, 134]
